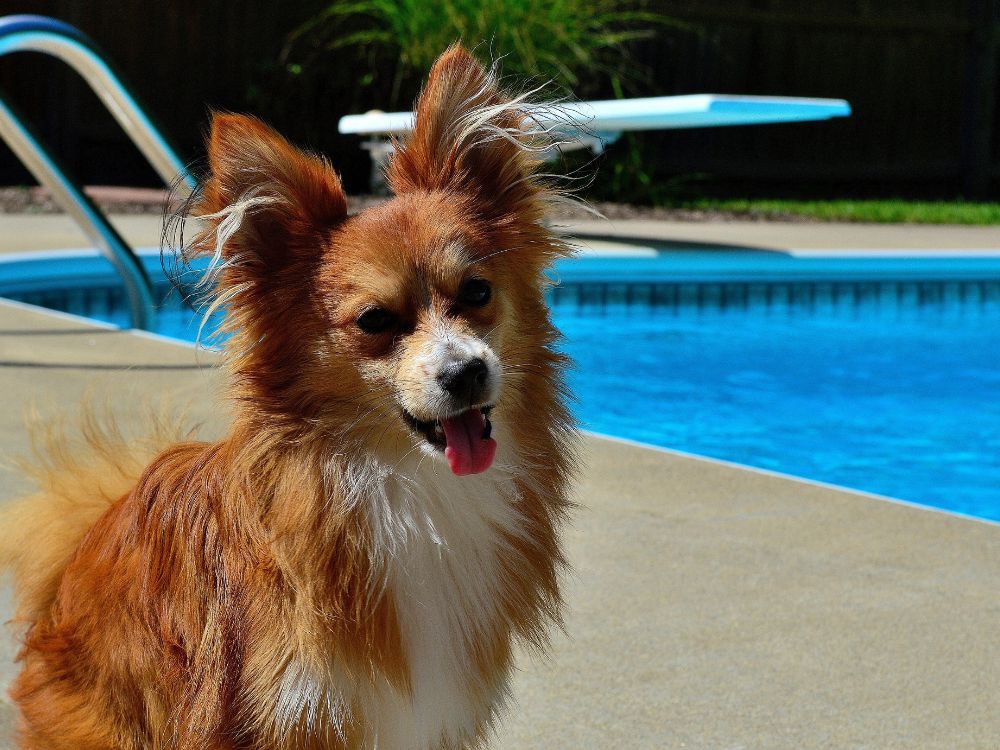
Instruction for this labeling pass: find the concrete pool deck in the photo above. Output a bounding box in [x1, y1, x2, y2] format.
[3, 212, 1000, 255]
[0, 215, 998, 747]
[563, 217, 1000, 252]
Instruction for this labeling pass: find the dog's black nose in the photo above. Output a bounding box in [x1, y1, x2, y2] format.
[438, 358, 489, 402]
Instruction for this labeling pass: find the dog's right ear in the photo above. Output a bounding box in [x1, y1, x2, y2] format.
[197, 113, 347, 269]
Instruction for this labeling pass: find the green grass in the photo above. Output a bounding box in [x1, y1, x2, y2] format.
[677, 199, 1000, 225]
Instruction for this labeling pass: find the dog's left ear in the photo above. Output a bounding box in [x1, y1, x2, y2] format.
[198, 113, 347, 268]
[387, 45, 545, 217]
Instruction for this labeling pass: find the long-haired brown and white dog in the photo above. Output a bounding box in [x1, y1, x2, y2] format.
[0, 46, 576, 749]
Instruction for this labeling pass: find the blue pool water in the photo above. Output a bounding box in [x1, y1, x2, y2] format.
[2, 249, 998, 520]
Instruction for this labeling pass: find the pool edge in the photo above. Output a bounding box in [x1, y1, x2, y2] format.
[583, 430, 1000, 528]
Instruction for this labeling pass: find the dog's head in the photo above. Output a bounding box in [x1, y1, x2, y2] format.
[191, 46, 572, 476]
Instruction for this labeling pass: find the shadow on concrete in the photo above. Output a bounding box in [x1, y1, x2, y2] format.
[565, 231, 788, 255]
[0, 361, 212, 371]
[646, 239, 787, 254]
[0, 328, 121, 336]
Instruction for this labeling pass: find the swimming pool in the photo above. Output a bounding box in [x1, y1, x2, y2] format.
[2, 247, 998, 521]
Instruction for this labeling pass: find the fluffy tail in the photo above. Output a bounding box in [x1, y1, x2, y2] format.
[0, 404, 192, 624]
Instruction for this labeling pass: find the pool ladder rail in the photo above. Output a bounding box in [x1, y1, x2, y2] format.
[0, 14, 194, 330]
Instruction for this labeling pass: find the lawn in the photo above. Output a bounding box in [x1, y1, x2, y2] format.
[677, 199, 1000, 225]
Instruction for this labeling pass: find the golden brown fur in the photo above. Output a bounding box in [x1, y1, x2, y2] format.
[1, 46, 576, 750]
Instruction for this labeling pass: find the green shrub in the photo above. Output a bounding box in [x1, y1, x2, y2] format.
[285, 0, 665, 105]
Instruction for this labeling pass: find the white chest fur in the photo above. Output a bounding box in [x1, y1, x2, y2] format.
[364, 445, 523, 750]
[272, 437, 527, 749]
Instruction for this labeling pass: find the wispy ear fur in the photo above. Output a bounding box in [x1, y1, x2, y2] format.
[198, 113, 347, 259]
[178, 114, 349, 418]
[184, 113, 347, 333]
[387, 45, 565, 222]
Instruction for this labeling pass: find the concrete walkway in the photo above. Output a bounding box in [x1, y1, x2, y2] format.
[0, 214, 170, 255]
[0, 299, 997, 749]
[3, 212, 1000, 255]
[562, 218, 1000, 251]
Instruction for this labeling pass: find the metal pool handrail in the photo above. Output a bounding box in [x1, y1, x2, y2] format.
[0, 15, 194, 330]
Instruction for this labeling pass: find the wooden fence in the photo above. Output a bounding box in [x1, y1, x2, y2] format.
[0, 0, 997, 198]
[634, 0, 998, 198]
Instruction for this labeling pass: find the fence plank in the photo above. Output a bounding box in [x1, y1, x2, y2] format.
[959, 0, 999, 197]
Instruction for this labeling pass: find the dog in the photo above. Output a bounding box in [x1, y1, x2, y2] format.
[0, 45, 576, 749]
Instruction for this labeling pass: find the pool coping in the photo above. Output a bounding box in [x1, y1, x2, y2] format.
[588, 429, 1000, 528]
[558, 217, 1000, 251]
[6, 246, 1000, 296]
[6, 244, 1000, 264]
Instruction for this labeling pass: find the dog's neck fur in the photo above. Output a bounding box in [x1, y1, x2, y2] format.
[227, 419, 551, 749]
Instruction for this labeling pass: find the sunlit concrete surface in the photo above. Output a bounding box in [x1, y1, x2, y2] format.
[0, 214, 169, 255]
[563, 218, 1000, 251]
[3, 212, 1000, 255]
[0, 300, 996, 749]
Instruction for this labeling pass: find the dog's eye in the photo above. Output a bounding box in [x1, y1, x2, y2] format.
[458, 278, 491, 307]
[356, 307, 398, 334]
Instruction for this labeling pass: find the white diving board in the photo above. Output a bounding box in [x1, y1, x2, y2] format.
[338, 94, 850, 186]
[339, 94, 851, 143]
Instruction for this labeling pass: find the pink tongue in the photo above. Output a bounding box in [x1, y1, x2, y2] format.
[441, 410, 497, 476]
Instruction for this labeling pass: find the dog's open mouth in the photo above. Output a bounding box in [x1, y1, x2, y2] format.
[402, 406, 497, 476]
